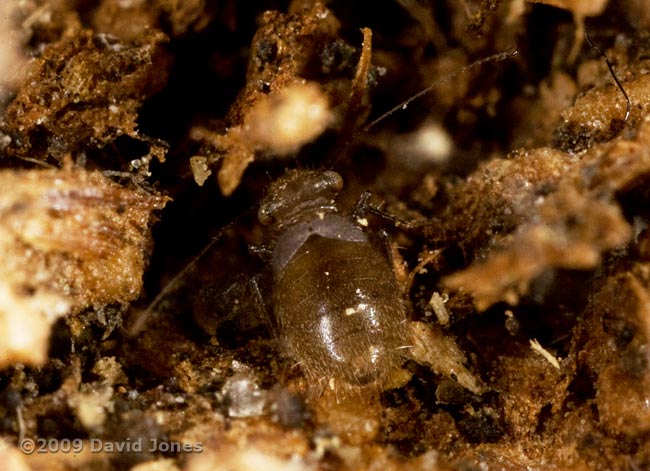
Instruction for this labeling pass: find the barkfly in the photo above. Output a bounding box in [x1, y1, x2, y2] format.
[126, 36, 517, 394]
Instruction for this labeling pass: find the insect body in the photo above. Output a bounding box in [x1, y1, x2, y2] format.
[258, 169, 410, 387]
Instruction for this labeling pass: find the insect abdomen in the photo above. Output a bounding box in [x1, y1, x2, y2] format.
[273, 233, 408, 387]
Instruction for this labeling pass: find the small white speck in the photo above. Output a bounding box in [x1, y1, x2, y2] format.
[429, 292, 450, 326]
[530, 338, 560, 369]
[357, 217, 369, 226]
[324, 271, 329, 276]
[317, 212, 325, 220]
[344, 307, 356, 316]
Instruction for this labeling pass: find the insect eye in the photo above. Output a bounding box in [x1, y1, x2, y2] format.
[258, 205, 274, 225]
[321, 171, 343, 193]
[257, 202, 280, 226]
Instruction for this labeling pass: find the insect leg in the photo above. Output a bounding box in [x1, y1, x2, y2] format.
[352, 190, 426, 232]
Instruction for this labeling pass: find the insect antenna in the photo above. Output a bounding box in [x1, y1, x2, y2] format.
[361, 48, 519, 134]
[584, 29, 631, 122]
[329, 45, 518, 168]
[126, 234, 224, 336]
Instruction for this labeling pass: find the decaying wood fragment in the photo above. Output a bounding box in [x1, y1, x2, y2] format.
[0, 167, 168, 367]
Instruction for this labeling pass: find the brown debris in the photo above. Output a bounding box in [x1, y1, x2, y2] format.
[192, 81, 334, 195]
[189, 4, 343, 195]
[0, 167, 167, 367]
[444, 116, 650, 310]
[438, 146, 574, 253]
[190, 4, 374, 195]
[228, 3, 341, 123]
[409, 321, 484, 394]
[494, 350, 568, 438]
[0, 167, 168, 307]
[575, 269, 650, 437]
[4, 28, 171, 166]
[445, 181, 630, 310]
[557, 73, 650, 149]
[93, 0, 212, 40]
[510, 71, 578, 148]
[0, 3, 30, 99]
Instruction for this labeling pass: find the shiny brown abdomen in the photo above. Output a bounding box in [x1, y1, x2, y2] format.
[273, 233, 409, 387]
